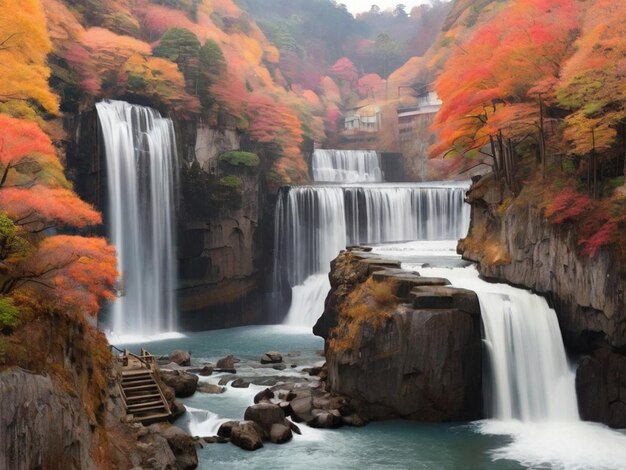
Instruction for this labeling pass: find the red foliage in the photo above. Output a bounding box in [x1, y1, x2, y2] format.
[579, 221, 616, 257]
[329, 57, 358, 83]
[544, 188, 592, 223]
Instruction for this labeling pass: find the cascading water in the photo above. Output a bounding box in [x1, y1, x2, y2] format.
[274, 182, 470, 326]
[311, 149, 383, 183]
[412, 263, 579, 422]
[96, 100, 178, 336]
[381, 242, 626, 469]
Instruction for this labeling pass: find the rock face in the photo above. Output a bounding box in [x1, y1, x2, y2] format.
[0, 368, 95, 470]
[149, 424, 198, 470]
[576, 348, 626, 428]
[315, 248, 483, 422]
[459, 175, 626, 427]
[460, 175, 626, 353]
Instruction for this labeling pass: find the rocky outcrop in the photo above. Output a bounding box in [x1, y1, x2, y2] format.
[315, 248, 483, 422]
[459, 174, 626, 352]
[0, 368, 95, 470]
[460, 174, 626, 428]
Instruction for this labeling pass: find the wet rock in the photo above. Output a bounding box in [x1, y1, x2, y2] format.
[197, 382, 226, 394]
[289, 390, 314, 423]
[159, 369, 199, 398]
[342, 414, 367, 427]
[576, 348, 626, 428]
[230, 421, 264, 451]
[149, 424, 198, 470]
[303, 366, 323, 376]
[253, 388, 275, 404]
[159, 383, 186, 420]
[244, 403, 285, 438]
[272, 364, 287, 371]
[309, 409, 342, 429]
[287, 419, 301, 435]
[269, 423, 293, 444]
[261, 351, 283, 364]
[216, 354, 235, 370]
[188, 365, 213, 376]
[169, 350, 191, 366]
[231, 378, 250, 388]
[201, 436, 228, 444]
[217, 421, 239, 438]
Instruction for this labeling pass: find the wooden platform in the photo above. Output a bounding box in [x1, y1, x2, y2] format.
[114, 348, 172, 424]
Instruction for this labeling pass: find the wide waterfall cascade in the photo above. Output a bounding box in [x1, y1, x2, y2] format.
[312, 149, 382, 183]
[97, 100, 178, 336]
[275, 182, 470, 326]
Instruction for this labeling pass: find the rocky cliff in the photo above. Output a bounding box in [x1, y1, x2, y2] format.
[459, 174, 626, 428]
[0, 312, 197, 469]
[314, 248, 482, 422]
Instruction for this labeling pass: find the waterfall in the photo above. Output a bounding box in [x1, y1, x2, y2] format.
[96, 100, 178, 336]
[415, 264, 579, 422]
[312, 149, 382, 183]
[274, 182, 470, 326]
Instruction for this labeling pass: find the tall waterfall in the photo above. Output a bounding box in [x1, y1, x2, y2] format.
[274, 182, 470, 326]
[312, 149, 382, 183]
[96, 100, 178, 336]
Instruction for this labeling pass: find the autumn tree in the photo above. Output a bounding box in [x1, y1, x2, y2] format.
[0, 114, 116, 316]
[432, 0, 579, 188]
[0, 0, 59, 119]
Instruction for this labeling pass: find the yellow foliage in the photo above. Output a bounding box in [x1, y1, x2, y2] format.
[0, 0, 59, 116]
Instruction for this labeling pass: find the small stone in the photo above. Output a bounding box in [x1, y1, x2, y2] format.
[231, 378, 250, 388]
[260, 351, 283, 364]
[272, 364, 287, 371]
[197, 382, 226, 394]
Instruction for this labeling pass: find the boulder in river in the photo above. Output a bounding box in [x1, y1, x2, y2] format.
[217, 421, 239, 438]
[260, 351, 283, 364]
[169, 350, 191, 366]
[231, 378, 250, 388]
[269, 423, 293, 444]
[243, 403, 286, 438]
[159, 369, 199, 398]
[197, 382, 226, 394]
[253, 388, 275, 404]
[216, 354, 235, 370]
[230, 421, 264, 451]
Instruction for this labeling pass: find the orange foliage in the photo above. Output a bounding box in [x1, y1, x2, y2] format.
[0, 187, 101, 229]
[18, 236, 117, 316]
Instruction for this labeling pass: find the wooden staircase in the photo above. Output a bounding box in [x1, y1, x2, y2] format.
[114, 348, 172, 424]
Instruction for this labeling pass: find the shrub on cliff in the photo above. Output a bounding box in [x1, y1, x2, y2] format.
[219, 151, 260, 168]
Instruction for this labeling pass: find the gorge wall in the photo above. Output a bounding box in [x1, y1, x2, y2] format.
[459, 175, 626, 428]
